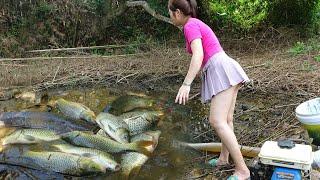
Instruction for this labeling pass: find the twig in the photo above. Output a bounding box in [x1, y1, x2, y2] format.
[116, 72, 139, 83]
[244, 63, 267, 69]
[0, 63, 29, 67]
[274, 103, 300, 108]
[190, 93, 200, 100]
[52, 60, 62, 83]
[189, 173, 209, 179]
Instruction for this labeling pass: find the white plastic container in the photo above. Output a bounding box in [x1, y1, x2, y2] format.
[258, 141, 313, 171]
[295, 98, 320, 145]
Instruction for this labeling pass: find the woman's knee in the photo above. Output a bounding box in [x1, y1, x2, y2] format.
[227, 114, 233, 124]
[209, 118, 227, 130]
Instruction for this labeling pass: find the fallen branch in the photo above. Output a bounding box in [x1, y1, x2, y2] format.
[174, 141, 261, 158]
[0, 53, 149, 62]
[26, 43, 151, 53]
[126, 1, 174, 26]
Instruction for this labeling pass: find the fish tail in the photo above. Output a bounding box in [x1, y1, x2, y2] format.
[47, 99, 57, 108]
[120, 166, 141, 180]
[119, 171, 130, 180]
[133, 140, 153, 156]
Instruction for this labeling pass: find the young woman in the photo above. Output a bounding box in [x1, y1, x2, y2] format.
[168, 0, 250, 179]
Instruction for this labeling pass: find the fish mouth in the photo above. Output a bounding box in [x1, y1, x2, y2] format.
[113, 164, 121, 172]
[0, 121, 5, 127]
[100, 167, 107, 173]
[1, 139, 9, 146]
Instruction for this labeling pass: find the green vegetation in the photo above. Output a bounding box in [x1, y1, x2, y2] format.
[288, 38, 319, 71]
[0, 0, 320, 57]
[202, 0, 320, 33]
[205, 0, 269, 31]
[288, 39, 320, 56]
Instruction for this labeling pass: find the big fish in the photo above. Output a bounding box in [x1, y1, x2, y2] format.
[0, 145, 105, 176]
[1, 129, 61, 145]
[108, 95, 155, 115]
[121, 130, 161, 179]
[96, 112, 129, 143]
[55, 98, 96, 123]
[96, 129, 111, 138]
[0, 112, 96, 133]
[53, 143, 120, 172]
[61, 131, 152, 155]
[119, 111, 163, 135]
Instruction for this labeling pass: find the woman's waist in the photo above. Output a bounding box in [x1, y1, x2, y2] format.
[202, 50, 227, 69]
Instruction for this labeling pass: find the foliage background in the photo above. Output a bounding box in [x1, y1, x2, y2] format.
[0, 0, 319, 57]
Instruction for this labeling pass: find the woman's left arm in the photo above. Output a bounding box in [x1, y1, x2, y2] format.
[175, 38, 204, 105]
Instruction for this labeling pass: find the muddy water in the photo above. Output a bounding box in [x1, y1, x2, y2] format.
[0, 87, 206, 179]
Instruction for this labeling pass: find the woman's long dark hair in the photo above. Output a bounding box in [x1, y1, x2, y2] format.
[168, 0, 198, 18]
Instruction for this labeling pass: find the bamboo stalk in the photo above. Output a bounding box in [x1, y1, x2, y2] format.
[0, 53, 149, 62]
[26, 43, 152, 53]
[178, 141, 261, 158]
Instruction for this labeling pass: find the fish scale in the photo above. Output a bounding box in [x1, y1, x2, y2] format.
[120, 111, 162, 135]
[0, 112, 94, 133]
[53, 143, 120, 172]
[0, 145, 105, 176]
[96, 112, 129, 143]
[24, 151, 105, 175]
[2, 129, 61, 145]
[56, 98, 96, 123]
[61, 131, 152, 155]
[120, 130, 161, 178]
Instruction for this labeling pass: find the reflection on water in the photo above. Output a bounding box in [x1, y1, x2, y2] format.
[0, 87, 203, 179]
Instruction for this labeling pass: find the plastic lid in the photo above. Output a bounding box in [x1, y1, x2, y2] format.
[295, 98, 320, 116]
[258, 141, 313, 164]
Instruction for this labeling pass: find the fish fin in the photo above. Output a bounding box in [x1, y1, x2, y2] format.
[47, 100, 57, 108]
[0, 121, 5, 128]
[129, 166, 142, 180]
[102, 105, 112, 113]
[145, 132, 157, 148]
[82, 153, 94, 158]
[120, 166, 142, 180]
[119, 172, 130, 180]
[133, 140, 153, 156]
[108, 124, 116, 133]
[23, 135, 36, 141]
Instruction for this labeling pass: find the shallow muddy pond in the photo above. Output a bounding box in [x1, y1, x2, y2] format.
[0, 87, 207, 179]
[0, 86, 312, 179]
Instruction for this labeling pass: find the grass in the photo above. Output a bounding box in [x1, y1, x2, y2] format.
[315, 55, 320, 62]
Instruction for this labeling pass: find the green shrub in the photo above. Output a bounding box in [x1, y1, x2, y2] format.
[268, 0, 320, 34]
[268, 0, 319, 26]
[204, 0, 269, 31]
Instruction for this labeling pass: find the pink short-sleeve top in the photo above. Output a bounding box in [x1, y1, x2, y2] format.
[183, 18, 223, 67]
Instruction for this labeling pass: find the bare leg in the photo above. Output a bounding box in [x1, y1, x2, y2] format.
[209, 85, 250, 180]
[217, 85, 239, 164]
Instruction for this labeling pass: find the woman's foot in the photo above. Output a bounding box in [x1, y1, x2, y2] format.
[227, 169, 250, 180]
[208, 158, 229, 167]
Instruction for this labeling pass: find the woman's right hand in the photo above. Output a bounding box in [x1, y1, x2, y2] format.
[175, 85, 191, 105]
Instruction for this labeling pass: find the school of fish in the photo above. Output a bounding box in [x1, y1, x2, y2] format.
[0, 95, 164, 179]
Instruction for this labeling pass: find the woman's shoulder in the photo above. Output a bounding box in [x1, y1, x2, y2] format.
[185, 18, 208, 29]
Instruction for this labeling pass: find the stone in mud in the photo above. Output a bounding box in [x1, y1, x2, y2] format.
[0, 89, 20, 101]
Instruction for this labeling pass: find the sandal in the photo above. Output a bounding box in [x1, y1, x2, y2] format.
[207, 158, 229, 167]
[227, 175, 251, 180]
